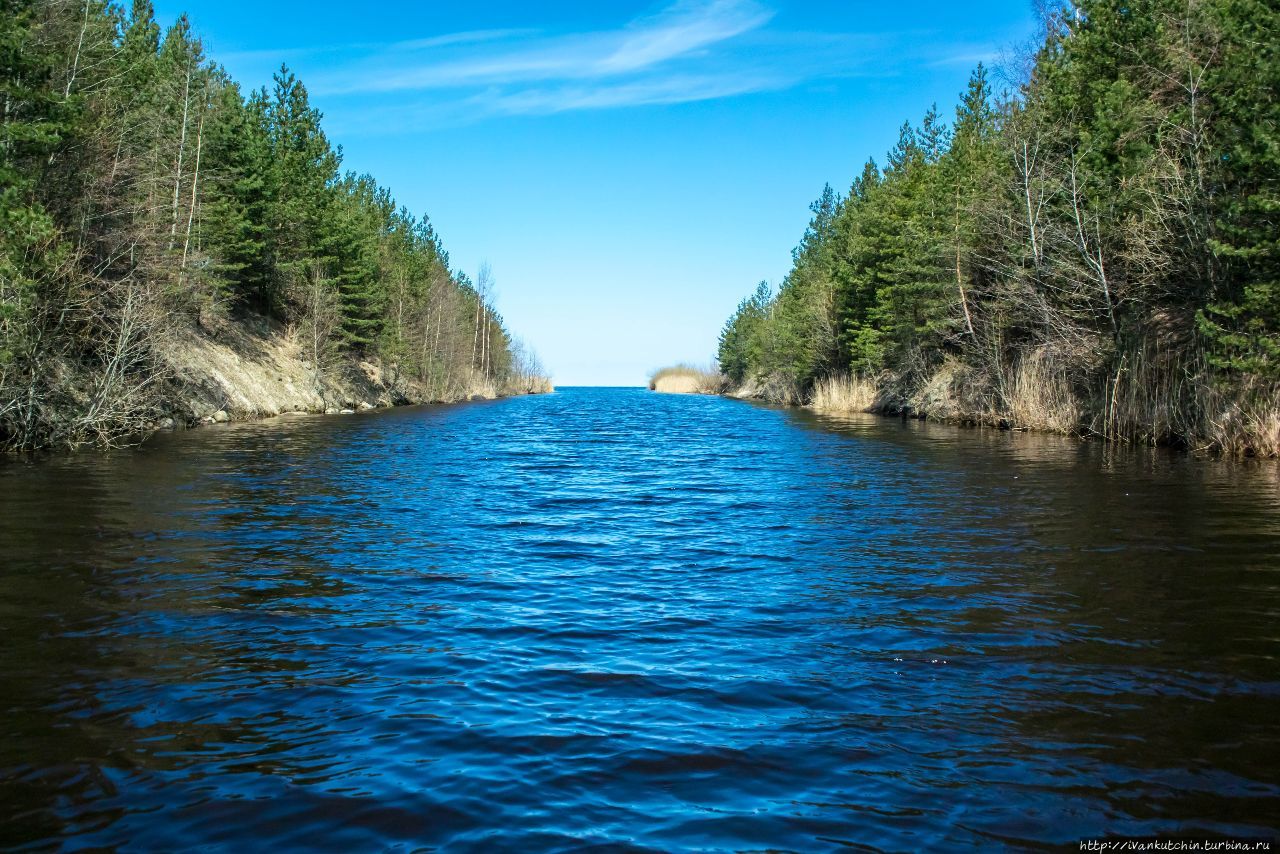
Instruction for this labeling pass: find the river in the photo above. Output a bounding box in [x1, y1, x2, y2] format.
[2, 387, 1278, 850]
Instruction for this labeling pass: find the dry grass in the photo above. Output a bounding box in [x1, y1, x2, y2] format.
[727, 374, 804, 405]
[1004, 348, 1082, 434]
[1194, 377, 1280, 458]
[1080, 343, 1280, 456]
[463, 375, 498, 400]
[809, 375, 879, 412]
[991, 343, 1280, 456]
[649, 365, 727, 395]
[502, 375, 555, 395]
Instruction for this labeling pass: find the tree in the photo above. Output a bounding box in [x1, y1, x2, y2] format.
[265, 65, 339, 316]
[203, 80, 270, 306]
[1198, 0, 1280, 376]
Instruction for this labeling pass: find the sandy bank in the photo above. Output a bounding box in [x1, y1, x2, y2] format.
[154, 314, 550, 432]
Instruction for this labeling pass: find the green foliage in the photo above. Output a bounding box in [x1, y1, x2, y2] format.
[261, 66, 340, 314]
[330, 175, 390, 350]
[717, 0, 1280, 443]
[717, 282, 771, 384]
[1, 0, 530, 449]
[1197, 0, 1280, 375]
[0, 0, 68, 368]
[203, 82, 270, 302]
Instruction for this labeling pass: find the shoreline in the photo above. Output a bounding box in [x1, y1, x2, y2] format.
[5, 312, 553, 457]
[149, 314, 554, 440]
[673, 376, 1278, 458]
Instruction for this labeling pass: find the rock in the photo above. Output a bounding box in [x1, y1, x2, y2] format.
[325, 408, 339, 415]
[213, 410, 229, 423]
[339, 409, 355, 415]
[358, 401, 373, 411]
[157, 417, 176, 430]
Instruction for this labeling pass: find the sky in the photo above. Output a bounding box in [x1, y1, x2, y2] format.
[153, 0, 1040, 386]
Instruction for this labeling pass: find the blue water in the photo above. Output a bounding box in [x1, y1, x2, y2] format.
[2, 387, 1278, 850]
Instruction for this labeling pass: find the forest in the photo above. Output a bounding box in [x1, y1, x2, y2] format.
[717, 0, 1278, 454]
[0, 0, 547, 452]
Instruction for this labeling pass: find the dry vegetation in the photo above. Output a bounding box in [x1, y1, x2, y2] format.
[649, 365, 728, 395]
[808, 375, 880, 413]
[776, 350, 1280, 458]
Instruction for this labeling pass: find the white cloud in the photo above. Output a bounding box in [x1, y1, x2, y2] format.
[593, 0, 773, 74]
[313, 0, 774, 97]
[473, 71, 788, 115]
[267, 1, 897, 129]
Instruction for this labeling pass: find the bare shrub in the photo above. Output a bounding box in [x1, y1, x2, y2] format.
[501, 337, 554, 395]
[62, 275, 172, 449]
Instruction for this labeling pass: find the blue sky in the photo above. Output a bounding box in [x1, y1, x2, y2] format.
[154, 1, 1038, 386]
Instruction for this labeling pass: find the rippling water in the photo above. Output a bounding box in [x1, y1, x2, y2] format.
[2, 387, 1279, 850]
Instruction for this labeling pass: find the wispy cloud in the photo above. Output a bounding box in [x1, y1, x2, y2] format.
[592, 0, 773, 75]
[388, 29, 542, 53]
[473, 71, 788, 116]
[219, 29, 536, 68]
[312, 0, 777, 98]
[289, 0, 886, 127]
[925, 47, 999, 69]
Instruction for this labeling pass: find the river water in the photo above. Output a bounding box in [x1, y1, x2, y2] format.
[2, 387, 1278, 850]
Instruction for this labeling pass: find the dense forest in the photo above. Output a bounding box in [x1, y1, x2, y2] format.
[718, 0, 1278, 454]
[0, 0, 547, 452]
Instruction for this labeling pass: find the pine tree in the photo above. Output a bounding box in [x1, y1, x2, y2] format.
[331, 174, 389, 351]
[0, 0, 75, 444]
[944, 65, 1000, 338]
[1198, 0, 1280, 375]
[717, 282, 771, 383]
[203, 82, 270, 306]
[264, 66, 340, 315]
[832, 158, 885, 373]
[771, 184, 842, 385]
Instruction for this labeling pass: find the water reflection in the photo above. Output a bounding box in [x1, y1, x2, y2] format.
[2, 389, 1278, 850]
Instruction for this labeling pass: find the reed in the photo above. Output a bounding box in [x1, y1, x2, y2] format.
[649, 365, 727, 394]
[1004, 349, 1081, 434]
[502, 374, 555, 396]
[809, 374, 879, 413]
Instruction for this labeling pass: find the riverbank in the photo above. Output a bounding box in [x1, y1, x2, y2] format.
[0, 2, 548, 455]
[4, 311, 553, 454]
[710, 2, 1279, 464]
[724, 368, 1280, 458]
[162, 314, 553, 436]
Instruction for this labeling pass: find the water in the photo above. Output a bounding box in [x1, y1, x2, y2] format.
[2, 387, 1278, 851]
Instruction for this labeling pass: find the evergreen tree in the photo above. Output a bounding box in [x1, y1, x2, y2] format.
[264, 66, 339, 315]
[203, 81, 270, 305]
[331, 174, 389, 351]
[1198, 0, 1280, 375]
[0, 0, 66, 372]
